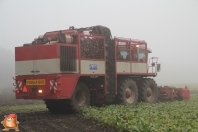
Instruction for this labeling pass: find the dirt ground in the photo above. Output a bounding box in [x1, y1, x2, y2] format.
[0, 89, 118, 132]
[0, 111, 117, 132]
[0, 88, 196, 132]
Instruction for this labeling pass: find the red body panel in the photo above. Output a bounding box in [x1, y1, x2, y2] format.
[57, 74, 79, 98]
[15, 46, 34, 61]
[180, 88, 190, 100]
[15, 74, 79, 99]
[158, 86, 190, 101]
[15, 44, 59, 61]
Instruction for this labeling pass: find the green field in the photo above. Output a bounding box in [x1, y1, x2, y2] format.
[1, 95, 198, 132]
[0, 103, 47, 114]
[80, 95, 198, 132]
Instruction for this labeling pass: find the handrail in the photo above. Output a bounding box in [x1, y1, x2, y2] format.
[148, 57, 158, 75]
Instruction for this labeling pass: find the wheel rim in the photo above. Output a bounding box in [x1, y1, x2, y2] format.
[75, 89, 86, 107]
[146, 87, 155, 102]
[125, 87, 135, 104]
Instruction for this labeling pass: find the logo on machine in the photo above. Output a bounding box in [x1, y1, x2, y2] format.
[89, 64, 97, 70]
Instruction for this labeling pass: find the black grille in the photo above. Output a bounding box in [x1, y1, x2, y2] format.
[60, 46, 77, 71]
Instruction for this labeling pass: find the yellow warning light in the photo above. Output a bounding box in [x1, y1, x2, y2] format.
[38, 90, 42, 93]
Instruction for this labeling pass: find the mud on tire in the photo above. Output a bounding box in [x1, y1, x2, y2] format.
[116, 78, 138, 105]
[137, 78, 158, 103]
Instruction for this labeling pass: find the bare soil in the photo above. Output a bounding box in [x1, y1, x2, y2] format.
[0, 89, 118, 132]
[1, 88, 196, 132]
[0, 111, 117, 132]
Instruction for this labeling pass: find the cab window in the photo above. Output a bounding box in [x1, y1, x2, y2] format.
[132, 45, 146, 62]
[116, 42, 130, 61]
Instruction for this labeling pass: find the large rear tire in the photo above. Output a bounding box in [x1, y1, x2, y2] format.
[116, 78, 138, 105]
[137, 78, 158, 103]
[45, 82, 90, 114]
[69, 82, 90, 113]
[44, 99, 66, 114]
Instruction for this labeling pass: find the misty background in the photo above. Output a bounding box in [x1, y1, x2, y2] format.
[0, 0, 197, 94]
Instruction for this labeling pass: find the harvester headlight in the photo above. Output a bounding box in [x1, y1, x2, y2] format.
[38, 90, 42, 93]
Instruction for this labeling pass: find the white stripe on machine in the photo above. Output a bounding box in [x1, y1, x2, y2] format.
[15, 59, 79, 75]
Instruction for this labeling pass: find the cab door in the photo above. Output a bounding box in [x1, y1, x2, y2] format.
[115, 41, 131, 73]
[131, 43, 147, 73]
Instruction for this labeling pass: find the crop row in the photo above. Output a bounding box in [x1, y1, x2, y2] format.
[80, 95, 198, 132]
[0, 103, 47, 115]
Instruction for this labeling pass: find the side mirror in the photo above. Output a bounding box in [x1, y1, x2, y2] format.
[157, 63, 161, 72]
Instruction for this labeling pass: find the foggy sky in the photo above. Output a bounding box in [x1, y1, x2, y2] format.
[0, 0, 198, 85]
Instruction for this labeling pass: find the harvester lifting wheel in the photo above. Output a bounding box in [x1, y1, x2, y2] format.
[116, 78, 138, 105]
[137, 78, 158, 103]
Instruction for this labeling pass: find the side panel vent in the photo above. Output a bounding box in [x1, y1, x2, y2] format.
[60, 46, 76, 71]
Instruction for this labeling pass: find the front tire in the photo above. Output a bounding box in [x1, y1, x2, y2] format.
[116, 78, 138, 105]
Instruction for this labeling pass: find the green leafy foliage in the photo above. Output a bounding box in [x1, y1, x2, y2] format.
[0, 103, 47, 114]
[80, 96, 198, 132]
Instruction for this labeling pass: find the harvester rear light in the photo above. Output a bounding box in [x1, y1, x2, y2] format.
[38, 90, 42, 93]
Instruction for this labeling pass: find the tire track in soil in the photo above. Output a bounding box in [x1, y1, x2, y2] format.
[0, 111, 117, 132]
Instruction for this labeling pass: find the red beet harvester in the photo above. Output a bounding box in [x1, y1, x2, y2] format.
[13, 25, 190, 113]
